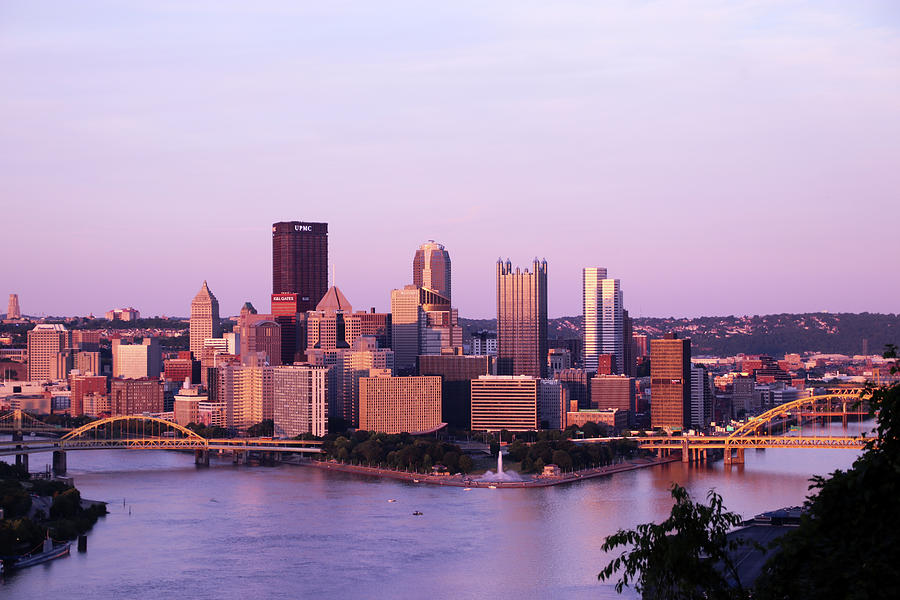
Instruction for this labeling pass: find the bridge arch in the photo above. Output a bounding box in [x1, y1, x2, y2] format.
[61, 415, 207, 442]
[728, 390, 869, 439]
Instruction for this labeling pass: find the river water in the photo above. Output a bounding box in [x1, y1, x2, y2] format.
[0, 424, 867, 599]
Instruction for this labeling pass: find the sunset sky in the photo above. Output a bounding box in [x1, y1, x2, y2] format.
[2, 1, 898, 319]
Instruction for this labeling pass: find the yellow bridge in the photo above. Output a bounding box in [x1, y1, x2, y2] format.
[0, 414, 322, 474]
[634, 388, 871, 464]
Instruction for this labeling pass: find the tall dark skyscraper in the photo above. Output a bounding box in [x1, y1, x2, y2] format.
[496, 258, 548, 378]
[272, 221, 328, 313]
[413, 240, 451, 301]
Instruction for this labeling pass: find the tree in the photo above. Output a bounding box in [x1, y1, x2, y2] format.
[458, 455, 474, 474]
[599, 484, 750, 599]
[755, 346, 900, 600]
[551, 449, 573, 471]
[246, 419, 274, 437]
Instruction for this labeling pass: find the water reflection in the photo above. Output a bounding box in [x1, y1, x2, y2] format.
[0, 422, 867, 599]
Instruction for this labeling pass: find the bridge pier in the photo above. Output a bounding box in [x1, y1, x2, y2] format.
[15, 451, 28, 472]
[233, 451, 247, 465]
[52, 450, 67, 475]
[194, 450, 210, 467]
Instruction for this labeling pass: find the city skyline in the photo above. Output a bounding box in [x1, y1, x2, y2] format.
[3, 2, 899, 319]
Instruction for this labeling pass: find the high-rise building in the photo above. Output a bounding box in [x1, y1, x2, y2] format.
[71, 330, 101, 351]
[272, 221, 328, 313]
[690, 365, 713, 430]
[173, 381, 207, 426]
[27, 324, 71, 382]
[110, 377, 164, 416]
[623, 310, 635, 377]
[342, 337, 395, 427]
[496, 259, 548, 378]
[470, 375, 539, 431]
[391, 285, 425, 373]
[554, 368, 591, 409]
[271, 294, 307, 364]
[413, 240, 451, 301]
[357, 309, 392, 350]
[359, 373, 442, 434]
[190, 281, 221, 359]
[307, 285, 354, 351]
[548, 348, 572, 374]
[582, 267, 607, 373]
[213, 362, 274, 431]
[538, 378, 566, 430]
[273, 364, 328, 438]
[590, 374, 635, 423]
[112, 337, 161, 379]
[650, 334, 691, 429]
[419, 354, 495, 428]
[583, 268, 624, 374]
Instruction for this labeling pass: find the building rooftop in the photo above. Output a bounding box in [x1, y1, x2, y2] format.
[315, 286, 352, 313]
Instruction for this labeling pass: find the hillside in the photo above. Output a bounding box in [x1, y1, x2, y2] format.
[460, 312, 900, 357]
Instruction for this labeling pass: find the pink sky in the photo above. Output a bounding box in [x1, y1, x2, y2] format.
[2, 1, 899, 319]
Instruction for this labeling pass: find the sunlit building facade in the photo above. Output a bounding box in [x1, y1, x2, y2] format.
[497, 259, 548, 378]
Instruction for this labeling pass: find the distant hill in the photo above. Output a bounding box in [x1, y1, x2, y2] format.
[460, 312, 900, 357]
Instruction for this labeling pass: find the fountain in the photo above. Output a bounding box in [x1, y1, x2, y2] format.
[478, 448, 523, 482]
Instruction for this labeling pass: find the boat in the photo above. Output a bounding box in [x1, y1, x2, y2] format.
[413, 479, 419, 483]
[387, 499, 397, 503]
[488, 485, 497, 489]
[463, 488, 472, 491]
[11, 537, 70, 570]
[412, 511, 423, 516]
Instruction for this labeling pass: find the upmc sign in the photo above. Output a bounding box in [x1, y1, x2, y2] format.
[295, 225, 312, 232]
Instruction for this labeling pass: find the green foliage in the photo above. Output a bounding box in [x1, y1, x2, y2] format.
[321, 431, 470, 474]
[507, 437, 639, 473]
[599, 484, 750, 599]
[0, 517, 46, 556]
[28, 479, 72, 497]
[0, 461, 29, 481]
[247, 419, 274, 437]
[0, 480, 32, 518]
[754, 346, 900, 599]
[49, 488, 82, 519]
[186, 423, 232, 439]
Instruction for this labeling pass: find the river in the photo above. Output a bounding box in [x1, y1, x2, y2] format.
[0, 423, 867, 599]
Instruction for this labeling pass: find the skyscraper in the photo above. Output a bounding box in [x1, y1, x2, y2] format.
[390, 285, 424, 373]
[496, 258, 548, 378]
[190, 281, 221, 359]
[7, 294, 21, 319]
[650, 334, 692, 429]
[27, 324, 70, 381]
[272, 221, 328, 313]
[413, 240, 451, 301]
[583, 268, 624, 375]
[582, 267, 607, 373]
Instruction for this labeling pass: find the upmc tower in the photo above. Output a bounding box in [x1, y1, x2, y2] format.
[272, 221, 328, 313]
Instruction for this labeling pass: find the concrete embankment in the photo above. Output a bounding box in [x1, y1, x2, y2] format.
[284, 455, 679, 488]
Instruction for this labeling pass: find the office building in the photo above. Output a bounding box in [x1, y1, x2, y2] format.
[732, 376, 756, 416]
[190, 281, 221, 358]
[273, 365, 329, 438]
[213, 362, 274, 431]
[650, 334, 691, 429]
[413, 240, 451, 301]
[496, 259, 548, 378]
[113, 337, 161, 379]
[7, 294, 21, 319]
[359, 373, 442, 434]
[548, 348, 572, 374]
[554, 368, 591, 409]
[271, 293, 307, 365]
[566, 407, 628, 431]
[590, 375, 635, 424]
[471, 330, 497, 356]
[538, 378, 566, 430]
[342, 337, 395, 426]
[307, 285, 354, 351]
[164, 352, 199, 384]
[470, 375, 539, 431]
[73, 351, 100, 377]
[27, 323, 70, 382]
[272, 221, 328, 313]
[391, 285, 425, 373]
[70, 373, 107, 417]
[690, 365, 713, 429]
[583, 268, 624, 375]
[419, 354, 495, 428]
[582, 267, 607, 373]
[71, 330, 101, 351]
[110, 377, 164, 416]
[357, 309, 392, 350]
[173, 381, 207, 426]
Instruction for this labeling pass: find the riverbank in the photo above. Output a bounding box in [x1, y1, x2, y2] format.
[285, 455, 679, 488]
